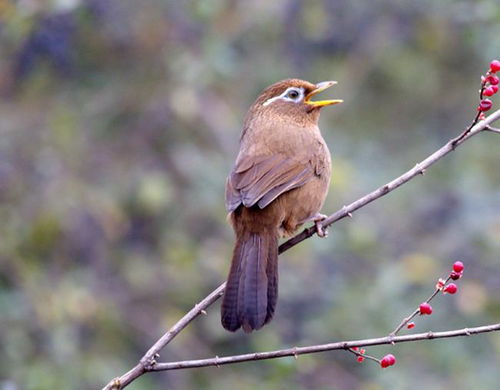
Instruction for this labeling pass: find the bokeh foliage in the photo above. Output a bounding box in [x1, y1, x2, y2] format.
[0, 1, 499, 389]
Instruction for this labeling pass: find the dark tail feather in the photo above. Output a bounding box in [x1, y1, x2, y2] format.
[221, 228, 278, 332]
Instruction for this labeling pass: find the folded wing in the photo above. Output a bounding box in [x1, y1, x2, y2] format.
[226, 153, 314, 212]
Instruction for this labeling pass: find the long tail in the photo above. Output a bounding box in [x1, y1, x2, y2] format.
[221, 226, 278, 332]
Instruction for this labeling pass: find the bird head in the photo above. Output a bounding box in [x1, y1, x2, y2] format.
[248, 78, 343, 125]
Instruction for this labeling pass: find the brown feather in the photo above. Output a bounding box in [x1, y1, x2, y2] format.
[221, 211, 278, 332]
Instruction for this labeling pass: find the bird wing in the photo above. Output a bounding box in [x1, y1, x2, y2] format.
[225, 153, 314, 212]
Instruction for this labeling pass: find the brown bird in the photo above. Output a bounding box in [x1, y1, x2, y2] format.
[221, 79, 342, 332]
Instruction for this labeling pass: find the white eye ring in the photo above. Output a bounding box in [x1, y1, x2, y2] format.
[285, 88, 300, 100]
[263, 87, 304, 106]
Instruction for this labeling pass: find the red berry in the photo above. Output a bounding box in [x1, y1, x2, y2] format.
[407, 322, 415, 329]
[486, 75, 499, 85]
[490, 60, 500, 73]
[492, 85, 499, 94]
[479, 99, 492, 112]
[484, 86, 497, 96]
[453, 261, 464, 273]
[352, 347, 359, 351]
[419, 302, 433, 315]
[357, 356, 365, 363]
[380, 354, 396, 368]
[450, 271, 462, 280]
[444, 283, 458, 294]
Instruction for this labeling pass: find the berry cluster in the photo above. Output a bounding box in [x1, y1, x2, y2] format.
[348, 347, 397, 369]
[478, 60, 500, 113]
[350, 261, 465, 369]
[417, 261, 464, 317]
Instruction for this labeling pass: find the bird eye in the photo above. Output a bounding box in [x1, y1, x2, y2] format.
[286, 89, 300, 100]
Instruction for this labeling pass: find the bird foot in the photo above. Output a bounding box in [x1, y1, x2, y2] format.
[313, 213, 328, 238]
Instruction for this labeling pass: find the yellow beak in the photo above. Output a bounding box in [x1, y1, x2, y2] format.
[305, 81, 343, 107]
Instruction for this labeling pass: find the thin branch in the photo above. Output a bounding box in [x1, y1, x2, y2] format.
[279, 108, 500, 252]
[140, 285, 225, 366]
[103, 285, 226, 389]
[148, 323, 500, 371]
[486, 125, 500, 133]
[102, 108, 500, 390]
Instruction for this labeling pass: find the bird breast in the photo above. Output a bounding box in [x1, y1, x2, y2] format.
[242, 114, 326, 159]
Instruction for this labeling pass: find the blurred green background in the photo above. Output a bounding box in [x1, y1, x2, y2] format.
[1, 1, 499, 389]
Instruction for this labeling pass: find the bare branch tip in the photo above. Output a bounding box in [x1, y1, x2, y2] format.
[485, 125, 500, 133]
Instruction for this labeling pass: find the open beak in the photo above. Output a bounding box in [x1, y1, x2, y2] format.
[305, 81, 343, 108]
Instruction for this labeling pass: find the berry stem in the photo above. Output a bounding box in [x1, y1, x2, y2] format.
[347, 348, 380, 364]
[389, 275, 452, 337]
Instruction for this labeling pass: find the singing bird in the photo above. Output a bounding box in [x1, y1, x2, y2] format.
[221, 79, 342, 332]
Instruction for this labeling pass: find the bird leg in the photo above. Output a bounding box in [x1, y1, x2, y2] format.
[312, 213, 328, 238]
